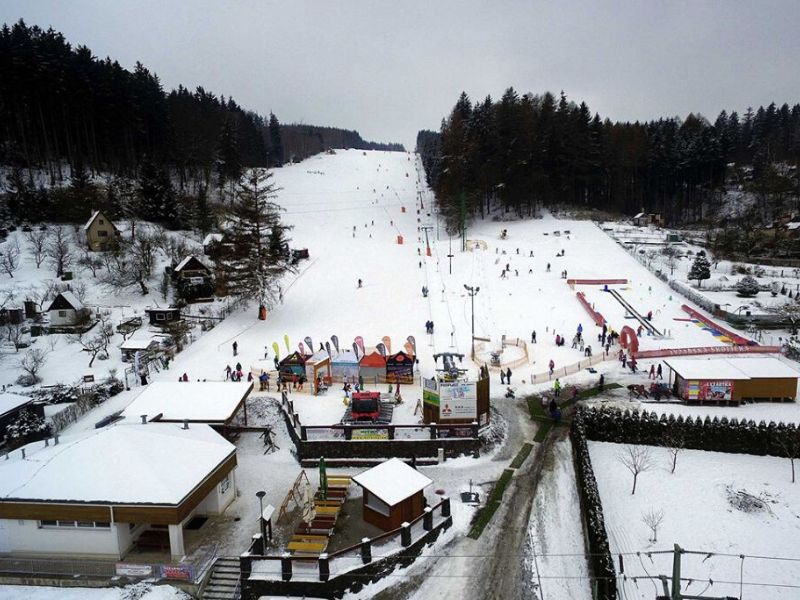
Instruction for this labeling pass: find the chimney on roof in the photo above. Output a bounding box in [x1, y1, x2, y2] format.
[182, 419, 189, 430]
[141, 415, 148, 424]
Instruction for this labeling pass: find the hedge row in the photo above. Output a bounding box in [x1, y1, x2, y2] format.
[570, 415, 617, 600]
[578, 406, 799, 456]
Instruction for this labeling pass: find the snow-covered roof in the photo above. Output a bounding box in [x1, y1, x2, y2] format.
[174, 255, 209, 273]
[664, 358, 751, 380]
[119, 335, 158, 351]
[121, 381, 253, 423]
[0, 421, 235, 505]
[664, 356, 800, 380]
[83, 210, 116, 232]
[307, 350, 330, 364]
[0, 392, 33, 418]
[332, 350, 359, 364]
[633, 212, 645, 219]
[83, 210, 100, 231]
[787, 222, 800, 231]
[352, 458, 432, 506]
[725, 357, 800, 379]
[46, 291, 84, 312]
[203, 233, 223, 246]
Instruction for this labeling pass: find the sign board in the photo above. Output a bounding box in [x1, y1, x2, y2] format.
[83, 374, 95, 383]
[422, 377, 439, 407]
[262, 504, 275, 522]
[351, 428, 389, 440]
[160, 564, 193, 581]
[438, 381, 477, 420]
[115, 563, 153, 577]
[700, 380, 733, 401]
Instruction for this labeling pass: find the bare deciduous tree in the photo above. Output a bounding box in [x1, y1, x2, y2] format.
[78, 248, 103, 277]
[17, 348, 49, 385]
[664, 430, 685, 474]
[0, 238, 22, 277]
[642, 508, 665, 543]
[617, 444, 654, 495]
[777, 430, 800, 483]
[68, 315, 114, 367]
[46, 227, 73, 277]
[25, 228, 48, 268]
[101, 234, 157, 295]
[3, 322, 27, 352]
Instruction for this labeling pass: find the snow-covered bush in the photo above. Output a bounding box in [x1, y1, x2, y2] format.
[736, 275, 760, 297]
[5, 408, 49, 449]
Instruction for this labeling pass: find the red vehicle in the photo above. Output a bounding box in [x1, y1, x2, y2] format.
[350, 391, 381, 421]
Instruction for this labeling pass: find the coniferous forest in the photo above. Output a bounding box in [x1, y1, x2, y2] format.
[0, 20, 402, 227]
[418, 89, 800, 237]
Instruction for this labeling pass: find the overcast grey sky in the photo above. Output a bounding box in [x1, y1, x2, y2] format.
[2, 1, 799, 149]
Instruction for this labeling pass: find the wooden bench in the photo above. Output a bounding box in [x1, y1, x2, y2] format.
[287, 541, 327, 554]
[314, 505, 341, 516]
[291, 534, 329, 542]
[314, 500, 343, 508]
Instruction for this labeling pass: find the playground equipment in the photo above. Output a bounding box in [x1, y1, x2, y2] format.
[576, 291, 606, 326]
[607, 288, 661, 336]
[349, 391, 381, 421]
[619, 325, 639, 354]
[680, 305, 755, 346]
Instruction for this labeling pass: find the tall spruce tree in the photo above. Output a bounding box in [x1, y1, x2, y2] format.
[215, 169, 294, 312]
[688, 251, 712, 287]
[137, 159, 178, 228]
[268, 113, 284, 166]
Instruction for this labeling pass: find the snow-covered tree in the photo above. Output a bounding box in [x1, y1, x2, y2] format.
[25, 227, 49, 268]
[736, 275, 760, 297]
[17, 348, 49, 385]
[5, 408, 49, 449]
[0, 238, 21, 278]
[214, 169, 295, 313]
[688, 251, 711, 287]
[642, 508, 665, 543]
[46, 227, 73, 277]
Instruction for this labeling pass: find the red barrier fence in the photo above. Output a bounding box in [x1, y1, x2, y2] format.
[633, 345, 781, 359]
[680, 305, 754, 346]
[567, 278, 628, 287]
[576, 292, 606, 326]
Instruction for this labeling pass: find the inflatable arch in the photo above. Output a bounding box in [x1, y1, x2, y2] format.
[619, 325, 639, 355]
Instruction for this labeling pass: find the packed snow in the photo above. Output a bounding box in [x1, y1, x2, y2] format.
[590, 440, 800, 600]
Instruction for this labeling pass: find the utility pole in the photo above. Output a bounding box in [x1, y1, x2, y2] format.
[658, 544, 739, 600]
[421, 225, 433, 257]
[464, 284, 479, 359]
[447, 236, 454, 275]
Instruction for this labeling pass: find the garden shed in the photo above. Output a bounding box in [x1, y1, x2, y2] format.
[352, 458, 431, 531]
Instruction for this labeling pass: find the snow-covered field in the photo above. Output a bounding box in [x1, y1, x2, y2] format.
[3, 150, 800, 599]
[0, 583, 189, 600]
[590, 440, 800, 600]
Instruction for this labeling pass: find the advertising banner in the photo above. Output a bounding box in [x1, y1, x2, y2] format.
[115, 563, 153, 577]
[422, 377, 439, 407]
[439, 381, 477, 420]
[699, 380, 732, 401]
[160, 564, 193, 581]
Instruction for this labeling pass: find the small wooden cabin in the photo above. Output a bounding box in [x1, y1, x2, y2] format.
[145, 307, 182, 327]
[352, 458, 432, 531]
[46, 292, 86, 327]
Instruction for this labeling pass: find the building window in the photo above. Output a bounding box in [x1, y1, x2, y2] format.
[98, 230, 108, 237]
[364, 491, 391, 517]
[219, 474, 231, 495]
[156, 313, 165, 321]
[58, 311, 67, 317]
[38, 520, 110, 530]
[98, 219, 104, 224]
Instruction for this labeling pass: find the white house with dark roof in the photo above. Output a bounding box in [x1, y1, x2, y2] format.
[46, 291, 86, 327]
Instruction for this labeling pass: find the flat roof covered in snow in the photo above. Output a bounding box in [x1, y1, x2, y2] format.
[121, 381, 253, 424]
[352, 458, 432, 506]
[0, 392, 33, 417]
[0, 421, 235, 505]
[664, 356, 800, 380]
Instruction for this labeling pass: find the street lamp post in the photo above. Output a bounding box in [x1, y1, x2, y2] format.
[464, 285, 480, 359]
[256, 490, 267, 545]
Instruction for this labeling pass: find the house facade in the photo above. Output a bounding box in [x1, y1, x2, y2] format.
[0, 421, 237, 560]
[83, 211, 120, 251]
[46, 292, 86, 327]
